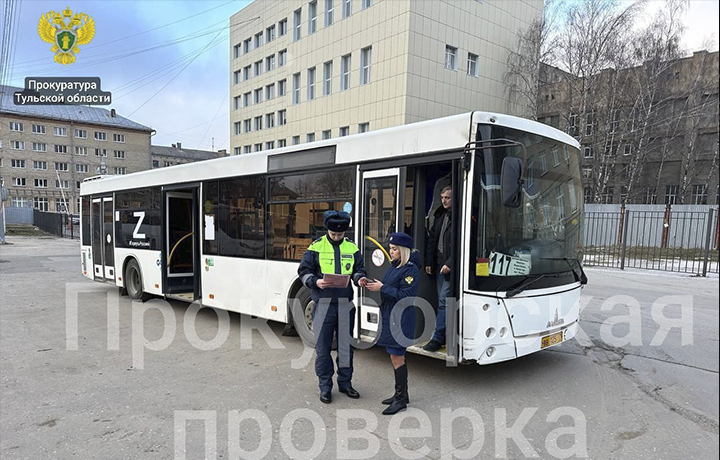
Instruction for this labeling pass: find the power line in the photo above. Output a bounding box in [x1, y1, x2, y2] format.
[196, 93, 228, 149]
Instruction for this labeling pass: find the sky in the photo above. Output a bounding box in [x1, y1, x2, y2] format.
[3, 0, 718, 152]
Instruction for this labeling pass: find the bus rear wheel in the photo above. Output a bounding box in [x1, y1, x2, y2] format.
[292, 287, 316, 347]
[125, 259, 150, 302]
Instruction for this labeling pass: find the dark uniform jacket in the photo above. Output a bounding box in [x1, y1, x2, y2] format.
[426, 207, 453, 270]
[376, 250, 421, 349]
[297, 235, 367, 304]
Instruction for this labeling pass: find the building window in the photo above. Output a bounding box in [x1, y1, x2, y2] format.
[601, 187, 614, 204]
[244, 119, 252, 133]
[278, 109, 287, 126]
[341, 54, 351, 90]
[254, 60, 263, 77]
[254, 143, 263, 152]
[243, 65, 251, 80]
[278, 49, 287, 67]
[292, 135, 300, 145]
[307, 67, 317, 100]
[10, 140, 24, 150]
[32, 124, 45, 134]
[266, 141, 275, 150]
[358, 122, 370, 133]
[254, 32, 263, 48]
[114, 167, 126, 175]
[293, 73, 301, 105]
[294, 9, 302, 41]
[233, 43, 241, 59]
[309, 1, 317, 34]
[325, 0, 334, 26]
[445, 45, 457, 70]
[244, 145, 252, 154]
[55, 144, 68, 154]
[665, 185, 679, 205]
[94, 131, 107, 141]
[12, 177, 26, 187]
[112, 133, 125, 143]
[9, 121, 23, 131]
[342, 0, 352, 18]
[243, 38, 251, 53]
[243, 92, 251, 107]
[623, 143, 633, 156]
[322, 129, 331, 140]
[114, 150, 125, 159]
[234, 122, 242, 136]
[278, 79, 287, 96]
[691, 184, 708, 205]
[266, 25, 276, 42]
[339, 126, 350, 137]
[467, 53, 479, 77]
[265, 83, 275, 100]
[582, 167, 592, 179]
[35, 179, 48, 188]
[360, 46, 372, 85]
[568, 112, 578, 136]
[35, 197, 49, 211]
[279, 18, 288, 36]
[76, 164, 89, 173]
[75, 146, 87, 156]
[362, 0, 372, 9]
[278, 139, 287, 148]
[233, 70, 241, 85]
[539, 151, 548, 174]
[323, 60, 333, 96]
[95, 148, 107, 157]
[254, 88, 263, 104]
[583, 145, 593, 159]
[34, 161, 48, 170]
[32, 142, 47, 152]
[307, 132, 316, 143]
[266, 54, 275, 72]
[254, 116, 263, 131]
[74, 129, 87, 138]
[610, 109, 621, 133]
[585, 111, 595, 136]
[266, 113, 275, 129]
[55, 162, 69, 172]
[54, 126, 67, 136]
[233, 96, 241, 110]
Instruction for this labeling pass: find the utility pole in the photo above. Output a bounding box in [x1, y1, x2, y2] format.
[0, 176, 7, 244]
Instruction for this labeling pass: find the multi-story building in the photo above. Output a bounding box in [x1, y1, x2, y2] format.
[151, 143, 224, 168]
[537, 51, 719, 205]
[0, 85, 154, 214]
[229, 0, 542, 154]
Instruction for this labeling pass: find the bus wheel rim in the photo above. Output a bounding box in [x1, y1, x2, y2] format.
[304, 301, 314, 330]
[130, 267, 139, 295]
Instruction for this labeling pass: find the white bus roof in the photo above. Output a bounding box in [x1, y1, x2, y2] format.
[81, 111, 580, 196]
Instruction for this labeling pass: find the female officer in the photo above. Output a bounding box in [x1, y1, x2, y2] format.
[366, 232, 420, 415]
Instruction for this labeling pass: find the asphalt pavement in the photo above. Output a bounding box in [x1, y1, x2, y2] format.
[0, 236, 718, 459]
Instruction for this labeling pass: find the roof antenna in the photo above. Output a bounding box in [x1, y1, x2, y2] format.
[212, 137, 214, 150]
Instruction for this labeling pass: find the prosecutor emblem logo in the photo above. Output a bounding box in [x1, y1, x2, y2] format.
[38, 7, 96, 65]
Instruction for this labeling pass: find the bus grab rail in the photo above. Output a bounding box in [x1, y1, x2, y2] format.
[168, 232, 194, 266]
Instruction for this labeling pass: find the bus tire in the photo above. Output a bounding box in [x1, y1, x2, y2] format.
[291, 287, 316, 347]
[291, 287, 337, 350]
[125, 259, 151, 302]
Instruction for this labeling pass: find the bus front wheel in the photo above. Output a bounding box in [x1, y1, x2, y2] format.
[291, 287, 316, 347]
[125, 259, 151, 302]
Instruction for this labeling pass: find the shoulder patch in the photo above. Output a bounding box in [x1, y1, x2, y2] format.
[405, 276, 414, 285]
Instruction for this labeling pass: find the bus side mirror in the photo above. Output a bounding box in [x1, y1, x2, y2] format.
[501, 157, 523, 208]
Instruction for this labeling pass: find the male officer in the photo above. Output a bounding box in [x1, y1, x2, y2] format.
[424, 186, 452, 352]
[298, 211, 369, 403]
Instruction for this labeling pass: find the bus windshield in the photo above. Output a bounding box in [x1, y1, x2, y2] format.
[468, 124, 584, 292]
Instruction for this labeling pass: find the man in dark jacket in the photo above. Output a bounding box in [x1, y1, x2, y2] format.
[297, 211, 368, 404]
[424, 186, 452, 352]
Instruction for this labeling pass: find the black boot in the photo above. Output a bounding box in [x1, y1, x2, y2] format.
[382, 364, 408, 415]
[381, 378, 410, 405]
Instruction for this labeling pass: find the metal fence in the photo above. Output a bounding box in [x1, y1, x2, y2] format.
[584, 204, 719, 276]
[33, 210, 80, 239]
[5, 206, 34, 224]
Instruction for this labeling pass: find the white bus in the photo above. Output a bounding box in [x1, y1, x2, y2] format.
[79, 112, 586, 365]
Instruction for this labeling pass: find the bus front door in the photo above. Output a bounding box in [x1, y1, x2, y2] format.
[91, 197, 115, 281]
[357, 168, 402, 342]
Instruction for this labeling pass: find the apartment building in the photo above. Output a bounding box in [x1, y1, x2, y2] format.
[151, 143, 223, 168]
[0, 85, 153, 214]
[229, 0, 542, 154]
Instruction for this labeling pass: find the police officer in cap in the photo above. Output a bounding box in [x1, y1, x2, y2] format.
[298, 210, 369, 403]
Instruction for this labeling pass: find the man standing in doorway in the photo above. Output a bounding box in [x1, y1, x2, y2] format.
[424, 186, 452, 352]
[298, 211, 369, 403]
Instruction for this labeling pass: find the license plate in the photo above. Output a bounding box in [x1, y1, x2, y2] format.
[541, 331, 563, 349]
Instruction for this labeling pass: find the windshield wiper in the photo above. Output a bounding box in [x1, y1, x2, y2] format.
[506, 274, 546, 298]
[539, 257, 588, 285]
